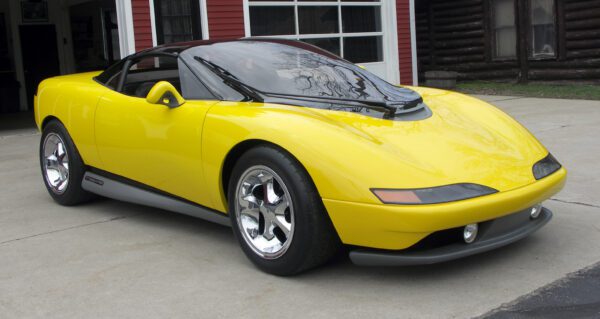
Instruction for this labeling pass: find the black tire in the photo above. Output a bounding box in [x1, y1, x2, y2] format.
[39, 120, 94, 206]
[228, 145, 341, 276]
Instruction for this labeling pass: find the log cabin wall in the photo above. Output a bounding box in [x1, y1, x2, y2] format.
[416, 0, 600, 82]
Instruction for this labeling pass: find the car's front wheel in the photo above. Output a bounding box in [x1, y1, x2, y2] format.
[228, 146, 340, 276]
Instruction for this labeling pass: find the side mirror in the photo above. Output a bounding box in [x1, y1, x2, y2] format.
[146, 81, 185, 108]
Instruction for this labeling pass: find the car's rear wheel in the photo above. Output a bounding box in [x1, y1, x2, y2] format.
[40, 120, 94, 206]
[228, 146, 340, 276]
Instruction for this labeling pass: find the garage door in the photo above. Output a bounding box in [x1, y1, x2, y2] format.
[244, 0, 400, 83]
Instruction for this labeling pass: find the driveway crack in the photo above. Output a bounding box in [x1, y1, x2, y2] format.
[550, 198, 600, 209]
[489, 97, 525, 102]
[0, 214, 140, 246]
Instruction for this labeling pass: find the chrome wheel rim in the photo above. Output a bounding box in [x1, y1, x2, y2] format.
[42, 133, 69, 194]
[235, 165, 294, 259]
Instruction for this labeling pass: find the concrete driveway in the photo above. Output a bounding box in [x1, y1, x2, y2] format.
[1, 96, 599, 318]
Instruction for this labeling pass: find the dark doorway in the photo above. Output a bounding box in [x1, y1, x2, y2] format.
[0, 12, 20, 114]
[69, 0, 120, 72]
[19, 24, 60, 111]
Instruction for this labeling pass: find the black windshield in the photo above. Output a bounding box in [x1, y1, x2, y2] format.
[182, 40, 421, 104]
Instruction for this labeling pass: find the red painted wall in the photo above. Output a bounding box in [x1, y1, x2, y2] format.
[396, 0, 414, 85]
[206, 0, 245, 39]
[132, 0, 153, 51]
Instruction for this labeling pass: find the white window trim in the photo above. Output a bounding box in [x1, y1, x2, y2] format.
[200, 0, 210, 39]
[150, 0, 210, 46]
[149, 0, 158, 46]
[242, 0, 400, 83]
[409, 0, 418, 85]
[116, 0, 136, 56]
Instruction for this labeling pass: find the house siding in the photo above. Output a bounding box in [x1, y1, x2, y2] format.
[397, 0, 414, 85]
[416, 0, 600, 82]
[206, 0, 245, 39]
[132, 0, 153, 51]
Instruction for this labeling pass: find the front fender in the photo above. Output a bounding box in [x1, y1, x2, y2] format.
[201, 101, 432, 212]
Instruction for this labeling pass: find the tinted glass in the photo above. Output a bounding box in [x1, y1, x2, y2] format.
[343, 36, 383, 63]
[184, 41, 419, 102]
[250, 7, 295, 36]
[530, 0, 556, 58]
[180, 50, 245, 101]
[301, 37, 340, 56]
[156, 0, 196, 43]
[492, 0, 517, 59]
[178, 59, 214, 100]
[298, 6, 338, 34]
[342, 6, 381, 33]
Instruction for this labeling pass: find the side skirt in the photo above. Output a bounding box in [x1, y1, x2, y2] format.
[81, 171, 231, 227]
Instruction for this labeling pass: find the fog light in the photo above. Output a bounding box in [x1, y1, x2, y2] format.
[463, 224, 478, 244]
[530, 203, 543, 219]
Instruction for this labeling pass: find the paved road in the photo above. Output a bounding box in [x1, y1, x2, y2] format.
[483, 262, 600, 318]
[1, 96, 599, 318]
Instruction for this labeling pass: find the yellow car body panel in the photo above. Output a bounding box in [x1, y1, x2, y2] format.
[94, 90, 218, 206]
[34, 72, 105, 168]
[323, 167, 566, 249]
[35, 73, 566, 250]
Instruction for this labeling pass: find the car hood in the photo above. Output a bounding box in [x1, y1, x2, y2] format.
[303, 87, 548, 193]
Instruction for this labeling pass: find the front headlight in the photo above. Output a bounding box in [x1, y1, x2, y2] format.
[371, 183, 498, 205]
[533, 153, 561, 180]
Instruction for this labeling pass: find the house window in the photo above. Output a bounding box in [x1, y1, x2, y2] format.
[247, 0, 383, 63]
[530, 0, 556, 58]
[153, 0, 202, 44]
[491, 0, 517, 59]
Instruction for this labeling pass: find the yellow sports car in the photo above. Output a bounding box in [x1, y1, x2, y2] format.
[35, 39, 566, 275]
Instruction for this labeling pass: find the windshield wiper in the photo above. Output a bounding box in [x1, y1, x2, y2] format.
[264, 93, 399, 118]
[194, 56, 263, 102]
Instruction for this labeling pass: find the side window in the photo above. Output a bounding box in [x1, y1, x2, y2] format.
[178, 59, 214, 100]
[491, 0, 517, 60]
[179, 50, 244, 101]
[530, 0, 556, 58]
[121, 55, 181, 98]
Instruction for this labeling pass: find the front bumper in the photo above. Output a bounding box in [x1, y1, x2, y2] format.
[349, 207, 552, 266]
[323, 168, 566, 250]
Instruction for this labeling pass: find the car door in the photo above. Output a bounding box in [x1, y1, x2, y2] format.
[94, 54, 218, 207]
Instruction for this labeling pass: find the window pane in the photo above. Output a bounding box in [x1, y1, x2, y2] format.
[343, 36, 383, 63]
[301, 38, 341, 56]
[298, 6, 339, 34]
[342, 6, 381, 33]
[495, 29, 517, 58]
[159, 0, 194, 44]
[492, 0, 516, 59]
[178, 59, 213, 100]
[531, 0, 556, 58]
[250, 7, 295, 36]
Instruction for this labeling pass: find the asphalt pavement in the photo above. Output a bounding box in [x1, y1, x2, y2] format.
[1, 96, 599, 318]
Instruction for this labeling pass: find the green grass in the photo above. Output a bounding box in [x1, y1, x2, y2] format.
[456, 81, 600, 100]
